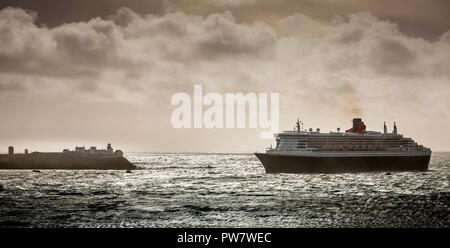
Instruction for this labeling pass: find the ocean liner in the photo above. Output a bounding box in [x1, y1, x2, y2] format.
[255, 118, 431, 173]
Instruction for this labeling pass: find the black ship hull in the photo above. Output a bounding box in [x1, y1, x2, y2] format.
[254, 153, 430, 173]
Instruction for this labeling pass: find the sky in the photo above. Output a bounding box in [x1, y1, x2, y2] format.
[0, 0, 449, 153]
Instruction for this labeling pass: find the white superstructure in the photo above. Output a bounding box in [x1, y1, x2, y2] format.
[267, 118, 431, 157]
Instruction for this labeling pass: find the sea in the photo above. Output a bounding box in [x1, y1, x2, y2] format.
[0, 152, 448, 228]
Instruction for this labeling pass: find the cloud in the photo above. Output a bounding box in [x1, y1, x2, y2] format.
[0, 7, 136, 81]
[194, 12, 276, 58]
[112, 9, 275, 61]
[0, 7, 448, 97]
[277, 13, 328, 38]
[211, 0, 256, 7]
[369, 38, 417, 76]
[0, 75, 28, 93]
[0, 6, 449, 151]
[2, 0, 450, 40]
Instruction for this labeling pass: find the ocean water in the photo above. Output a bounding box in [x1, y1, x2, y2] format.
[0, 152, 448, 228]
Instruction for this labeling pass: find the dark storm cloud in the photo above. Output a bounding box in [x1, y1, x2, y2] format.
[1, 0, 449, 41]
[0, 7, 279, 98]
[0, 7, 448, 92]
[0, 0, 165, 26]
[0, 79, 27, 93]
[0, 7, 139, 79]
[193, 12, 276, 58]
[333, 28, 364, 45]
[110, 8, 275, 62]
[0, 4, 449, 151]
[370, 38, 417, 76]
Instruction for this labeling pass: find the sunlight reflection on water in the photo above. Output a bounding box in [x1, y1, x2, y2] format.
[0, 152, 448, 227]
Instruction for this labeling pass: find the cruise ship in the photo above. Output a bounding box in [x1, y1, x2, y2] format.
[255, 118, 431, 173]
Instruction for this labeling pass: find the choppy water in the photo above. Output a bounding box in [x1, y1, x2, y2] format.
[0, 152, 449, 227]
